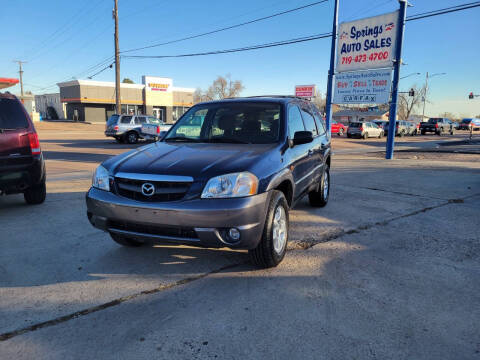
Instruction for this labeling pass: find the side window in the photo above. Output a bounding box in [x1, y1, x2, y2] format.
[138, 116, 147, 124]
[300, 109, 318, 136]
[120, 115, 132, 124]
[313, 113, 326, 135]
[288, 105, 305, 139]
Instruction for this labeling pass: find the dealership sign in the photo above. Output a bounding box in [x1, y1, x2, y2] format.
[336, 11, 398, 72]
[295, 85, 316, 98]
[333, 69, 392, 104]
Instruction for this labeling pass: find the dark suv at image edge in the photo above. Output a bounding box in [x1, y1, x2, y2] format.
[86, 96, 331, 268]
[0, 93, 46, 204]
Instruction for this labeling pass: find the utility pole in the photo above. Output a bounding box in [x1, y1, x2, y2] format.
[114, 0, 121, 114]
[385, 0, 407, 160]
[13, 60, 27, 97]
[325, 0, 339, 134]
[421, 72, 429, 121]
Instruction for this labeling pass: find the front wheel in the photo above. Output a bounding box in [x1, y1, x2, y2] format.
[24, 180, 46, 205]
[249, 191, 289, 268]
[110, 233, 144, 247]
[308, 165, 330, 207]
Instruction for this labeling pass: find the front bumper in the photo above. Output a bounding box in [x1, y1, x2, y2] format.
[86, 187, 271, 249]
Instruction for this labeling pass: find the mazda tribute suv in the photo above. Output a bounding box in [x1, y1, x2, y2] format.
[86, 96, 331, 268]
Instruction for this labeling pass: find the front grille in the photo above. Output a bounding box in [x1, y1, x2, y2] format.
[109, 220, 198, 239]
[113, 177, 191, 202]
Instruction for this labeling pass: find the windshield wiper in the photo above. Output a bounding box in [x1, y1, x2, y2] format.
[207, 137, 250, 144]
[164, 137, 200, 142]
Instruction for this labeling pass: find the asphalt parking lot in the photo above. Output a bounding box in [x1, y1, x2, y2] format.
[1, 123, 479, 359]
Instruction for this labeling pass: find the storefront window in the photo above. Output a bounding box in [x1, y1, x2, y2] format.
[173, 106, 189, 122]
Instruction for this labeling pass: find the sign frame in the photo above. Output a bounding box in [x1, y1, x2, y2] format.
[295, 85, 316, 98]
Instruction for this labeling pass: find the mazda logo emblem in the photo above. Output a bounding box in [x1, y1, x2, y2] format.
[141, 183, 155, 196]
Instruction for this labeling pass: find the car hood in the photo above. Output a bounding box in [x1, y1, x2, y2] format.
[106, 142, 278, 180]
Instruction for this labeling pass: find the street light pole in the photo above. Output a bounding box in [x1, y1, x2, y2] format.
[400, 72, 420, 80]
[421, 72, 445, 120]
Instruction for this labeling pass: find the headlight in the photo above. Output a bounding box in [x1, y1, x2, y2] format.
[201, 172, 258, 199]
[92, 165, 110, 191]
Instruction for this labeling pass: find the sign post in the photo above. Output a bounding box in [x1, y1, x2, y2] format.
[325, 0, 339, 134]
[386, 0, 407, 160]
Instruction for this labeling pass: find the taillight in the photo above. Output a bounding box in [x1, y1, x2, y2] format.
[359, 127, 363, 131]
[156, 126, 160, 134]
[114, 125, 119, 131]
[28, 132, 41, 155]
[435, 123, 438, 128]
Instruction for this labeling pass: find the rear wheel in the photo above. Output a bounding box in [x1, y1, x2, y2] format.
[308, 165, 330, 207]
[24, 180, 46, 205]
[363, 132, 369, 139]
[110, 233, 144, 247]
[126, 131, 138, 144]
[249, 191, 288, 268]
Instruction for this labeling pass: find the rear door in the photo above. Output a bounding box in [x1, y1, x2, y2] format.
[0, 97, 32, 160]
[299, 106, 322, 189]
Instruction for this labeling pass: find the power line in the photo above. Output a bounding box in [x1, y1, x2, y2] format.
[88, 62, 114, 79]
[122, 1, 480, 60]
[120, 0, 329, 54]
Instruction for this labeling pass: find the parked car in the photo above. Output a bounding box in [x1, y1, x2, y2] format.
[331, 120, 346, 136]
[405, 121, 419, 136]
[372, 120, 388, 132]
[87, 96, 331, 268]
[420, 118, 454, 135]
[347, 121, 384, 139]
[458, 118, 480, 131]
[141, 120, 172, 141]
[105, 114, 161, 144]
[0, 92, 46, 204]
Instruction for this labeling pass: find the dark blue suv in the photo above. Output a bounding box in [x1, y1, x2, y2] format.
[87, 96, 331, 268]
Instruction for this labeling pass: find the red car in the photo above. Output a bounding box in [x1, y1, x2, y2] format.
[331, 120, 347, 136]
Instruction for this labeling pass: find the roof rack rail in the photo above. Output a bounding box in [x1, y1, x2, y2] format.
[243, 95, 311, 101]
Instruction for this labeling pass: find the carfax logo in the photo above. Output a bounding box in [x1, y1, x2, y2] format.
[385, 22, 395, 31]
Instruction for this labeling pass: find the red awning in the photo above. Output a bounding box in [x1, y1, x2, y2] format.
[0, 78, 19, 90]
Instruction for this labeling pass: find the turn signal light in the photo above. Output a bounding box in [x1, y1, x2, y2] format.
[28, 132, 41, 155]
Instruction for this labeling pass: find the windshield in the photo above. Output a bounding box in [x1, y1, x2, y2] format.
[0, 98, 29, 129]
[107, 115, 119, 126]
[349, 123, 362, 128]
[164, 102, 282, 144]
[428, 118, 440, 124]
[461, 119, 472, 124]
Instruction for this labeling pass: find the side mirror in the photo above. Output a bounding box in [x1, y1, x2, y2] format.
[292, 131, 313, 146]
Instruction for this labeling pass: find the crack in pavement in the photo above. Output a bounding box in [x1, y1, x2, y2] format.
[0, 261, 248, 342]
[2, 192, 478, 342]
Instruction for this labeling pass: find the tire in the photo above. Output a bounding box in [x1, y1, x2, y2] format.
[437, 128, 443, 136]
[249, 190, 289, 268]
[338, 128, 344, 136]
[24, 180, 46, 205]
[126, 131, 138, 144]
[110, 233, 144, 247]
[363, 132, 368, 139]
[378, 131, 383, 139]
[308, 165, 330, 207]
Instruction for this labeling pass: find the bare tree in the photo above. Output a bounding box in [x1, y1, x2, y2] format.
[398, 84, 426, 120]
[122, 78, 134, 84]
[312, 94, 326, 113]
[439, 112, 457, 120]
[194, 74, 244, 103]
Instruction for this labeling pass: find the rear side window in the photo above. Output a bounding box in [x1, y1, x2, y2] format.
[134, 116, 147, 124]
[288, 106, 305, 138]
[0, 98, 29, 129]
[120, 116, 133, 124]
[313, 113, 326, 135]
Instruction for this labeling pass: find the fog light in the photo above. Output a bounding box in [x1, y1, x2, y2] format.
[228, 228, 241, 241]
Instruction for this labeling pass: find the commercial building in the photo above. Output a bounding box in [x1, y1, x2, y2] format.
[57, 76, 195, 123]
[35, 93, 66, 120]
